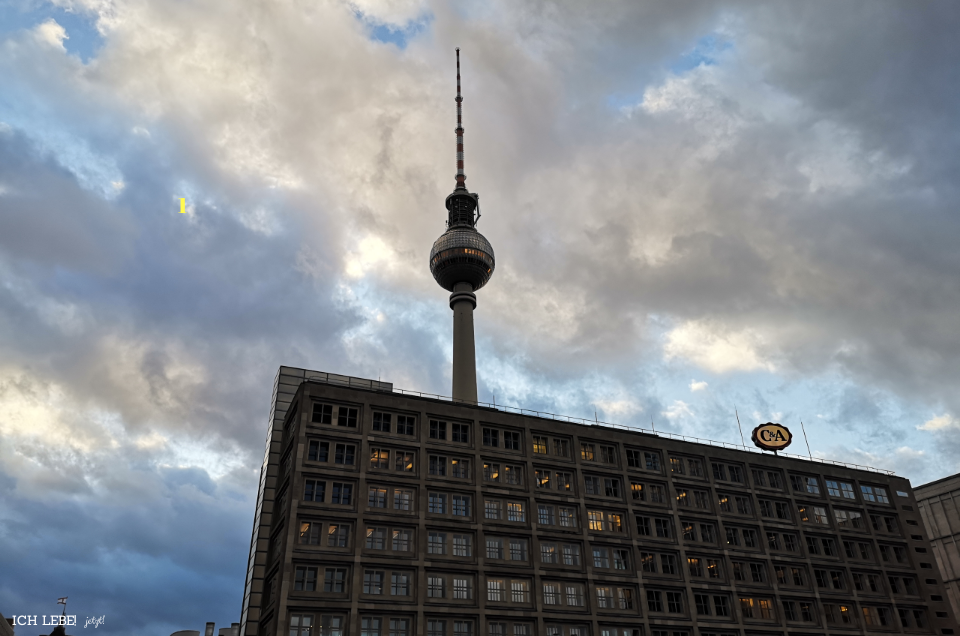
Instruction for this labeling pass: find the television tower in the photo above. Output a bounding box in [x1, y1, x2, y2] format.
[429, 48, 496, 403]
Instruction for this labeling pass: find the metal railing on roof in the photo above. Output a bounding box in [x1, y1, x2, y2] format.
[301, 377, 894, 476]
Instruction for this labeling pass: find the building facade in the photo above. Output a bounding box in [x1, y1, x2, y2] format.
[240, 367, 958, 636]
[915, 474, 960, 621]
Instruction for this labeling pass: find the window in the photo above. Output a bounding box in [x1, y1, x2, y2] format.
[388, 619, 409, 636]
[366, 527, 386, 549]
[767, 531, 799, 552]
[453, 494, 470, 516]
[428, 622, 445, 636]
[826, 479, 857, 499]
[428, 576, 445, 598]
[453, 577, 472, 599]
[430, 455, 447, 476]
[451, 458, 470, 479]
[487, 538, 504, 559]
[758, 499, 791, 520]
[395, 451, 414, 472]
[334, 443, 355, 465]
[484, 463, 523, 485]
[835, 509, 865, 529]
[361, 617, 381, 636]
[452, 422, 470, 443]
[485, 500, 501, 520]
[613, 549, 630, 570]
[504, 431, 521, 450]
[511, 580, 531, 603]
[453, 533, 472, 557]
[798, 505, 829, 524]
[510, 539, 528, 561]
[790, 475, 820, 495]
[599, 445, 616, 464]
[327, 523, 350, 547]
[670, 457, 684, 474]
[372, 412, 391, 432]
[774, 565, 805, 586]
[824, 603, 856, 626]
[553, 439, 570, 457]
[331, 483, 352, 504]
[814, 569, 846, 590]
[429, 532, 447, 555]
[430, 420, 447, 440]
[323, 567, 347, 592]
[337, 407, 358, 427]
[533, 436, 547, 454]
[726, 527, 757, 547]
[295, 566, 318, 591]
[861, 485, 890, 504]
[312, 403, 333, 424]
[396, 415, 415, 435]
[363, 570, 384, 595]
[587, 510, 623, 533]
[429, 492, 447, 514]
[695, 594, 731, 617]
[640, 552, 679, 576]
[593, 547, 610, 568]
[507, 502, 525, 522]
[782, 600, 816, 623]
[299, 521, 323, 545]
[304, 479, 325, 502]
[636, 515, 672, 538]
[394, 488, 414, 511]
[562, 544, 581, 565]
[739, 597, 774, 620]
[370, 447, 390, 470]
[687, 557, 722, 579]
[392, 528, 412, 551]
[543, 583, 560, 606]
[483, 428, 499, 447]
[843, 540, 873, 560]
[308, 440, 329, 462]
[369, 486, 387, 508]
[580, 443, 595, 461]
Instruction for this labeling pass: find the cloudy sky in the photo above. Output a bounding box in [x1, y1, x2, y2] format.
[2, 0, 960, 632]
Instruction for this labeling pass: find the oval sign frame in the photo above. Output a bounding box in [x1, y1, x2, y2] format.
[751, 422, 793, 451]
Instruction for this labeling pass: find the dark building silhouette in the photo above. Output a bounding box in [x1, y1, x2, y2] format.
[239, 367, 959, 636]
[916, 474, 960, 621]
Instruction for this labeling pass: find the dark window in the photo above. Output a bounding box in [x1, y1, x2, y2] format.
[504, 431, 521, 450]
[337, 407, 358, 427]
[308, 440, 329, 462]
[627, 450, 642, 468]
[332, 482, 352, 504]
[304, 479, 325, 502]
[312, 403, 332, 424]
[334, 443, 355, 465]
[294, 566, 318, 591]
[645, 452, 661, 471]
[324, 567, 347, 592]
[646, 591, 663, 612]
[430, 420, 447, 440]
[452, 423, 470, 443]
[396, 415, 415, 435]
[483, 428, 498, 447]
[373, 412, 391, 432]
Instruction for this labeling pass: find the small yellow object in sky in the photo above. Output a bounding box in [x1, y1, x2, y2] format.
[180, 198, 186, 213]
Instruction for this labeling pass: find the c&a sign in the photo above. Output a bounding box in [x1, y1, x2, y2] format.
[751, 422, 792, 451]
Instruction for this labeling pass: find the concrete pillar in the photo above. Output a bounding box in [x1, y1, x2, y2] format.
[450, 282, 478, 403]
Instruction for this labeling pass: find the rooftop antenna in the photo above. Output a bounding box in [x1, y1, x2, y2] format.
[455, 47, 466, 191]
[800, 420, 813, 460]
[734, 407, 747, 449]
[650, 417, 656, 433]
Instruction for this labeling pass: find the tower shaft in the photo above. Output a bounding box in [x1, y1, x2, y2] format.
[450, 282, 478, 403]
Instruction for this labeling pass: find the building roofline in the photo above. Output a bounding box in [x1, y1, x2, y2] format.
[289, 368, 896, 477]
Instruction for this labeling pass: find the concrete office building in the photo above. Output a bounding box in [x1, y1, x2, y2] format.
[916, 474, 960, 620]
[238, 51, 959, 636]
[239, 368, 958, 636]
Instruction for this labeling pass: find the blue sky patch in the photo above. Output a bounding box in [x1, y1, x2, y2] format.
[671, 33, 733, 74]
[353, 10, 432, 50]
[0, 0, 104, 62]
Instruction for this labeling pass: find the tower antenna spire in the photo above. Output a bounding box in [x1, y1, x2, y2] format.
[455, 47, 466, 190]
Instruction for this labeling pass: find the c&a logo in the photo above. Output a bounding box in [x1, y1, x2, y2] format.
[751, 422, 792, 451]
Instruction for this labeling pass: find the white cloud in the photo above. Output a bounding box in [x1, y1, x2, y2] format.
[664, 321, 776, 374]
[34, 19, 69, 50]
[918, 414, 958, 431]
[689, 380, 708, 392]
[663, 400, 694, 420]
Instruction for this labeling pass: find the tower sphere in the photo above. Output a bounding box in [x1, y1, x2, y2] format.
[429, 226, 495, 292]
